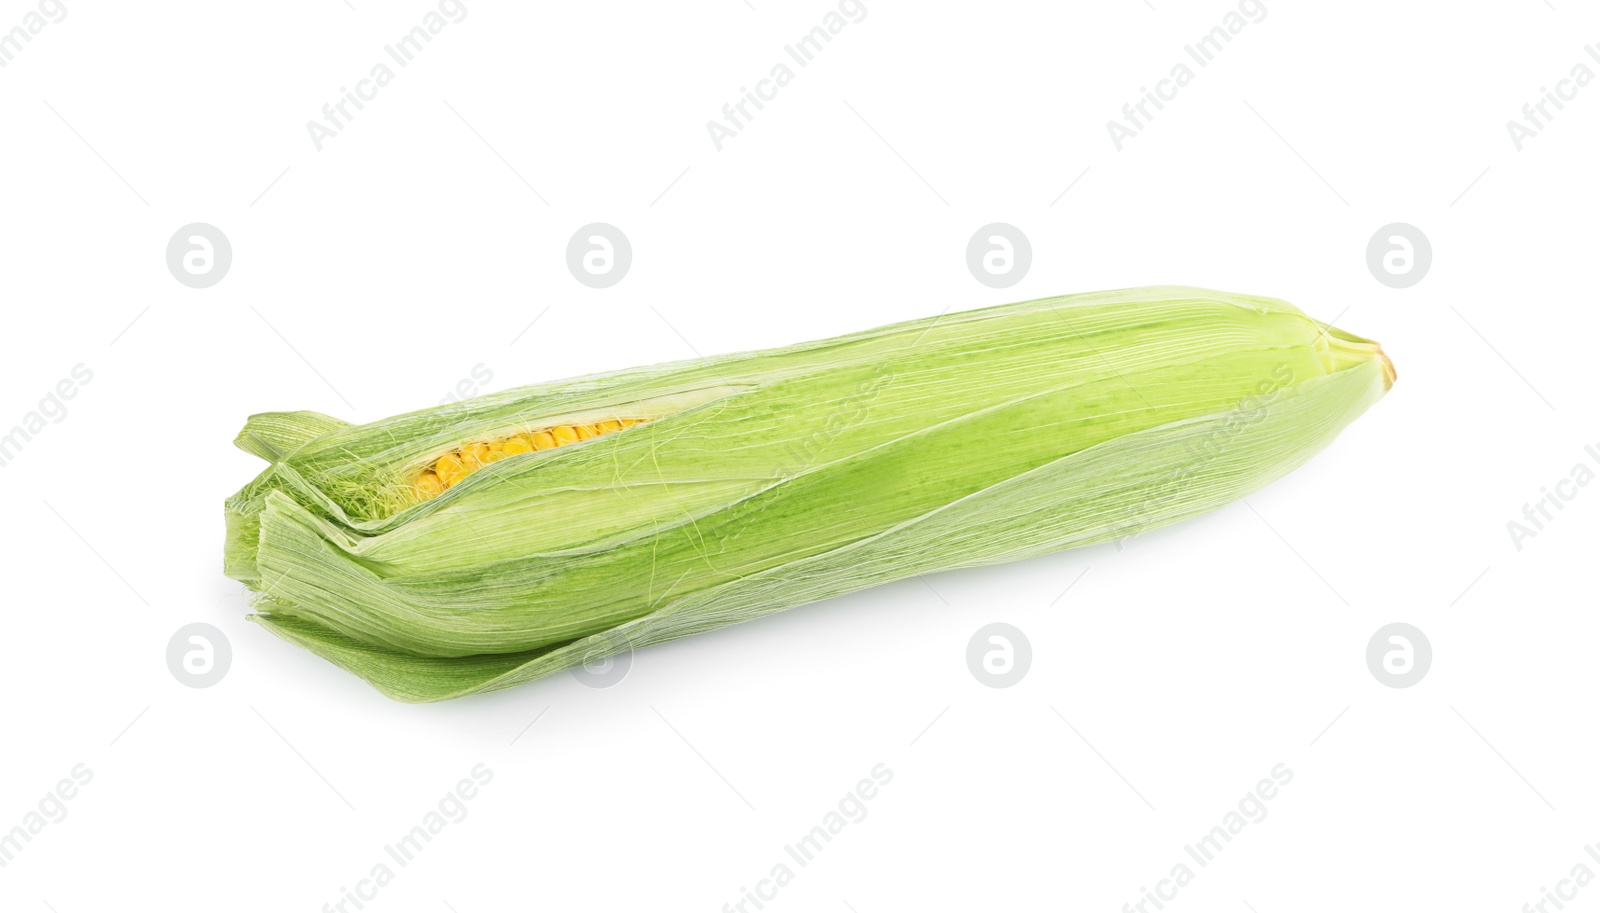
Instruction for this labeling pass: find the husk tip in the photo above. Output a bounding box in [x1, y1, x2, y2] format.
[1378, 348, 1397, 389]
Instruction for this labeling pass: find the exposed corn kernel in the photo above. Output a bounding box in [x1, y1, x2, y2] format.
[414, 418, 648, 501]
[462, 443, 492, 470]
[415, 471, 444, 498]
[435, 454, 465, 487]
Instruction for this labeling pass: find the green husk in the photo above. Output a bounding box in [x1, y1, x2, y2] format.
[225, 286, 1392, 701]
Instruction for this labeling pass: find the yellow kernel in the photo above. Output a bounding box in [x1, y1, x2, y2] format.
[574, 424, 596, 441]
[461, 443, 491, 470]
[598, 420, 623, 433]
[551, 425, 579, 445]
[529, 431, 556, 450]
[435, 454, 465, 486]
[415, 471, 444, 498]
[499, 437, 532, 455]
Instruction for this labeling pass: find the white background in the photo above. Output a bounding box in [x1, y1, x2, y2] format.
[1, 1, 1596, 911]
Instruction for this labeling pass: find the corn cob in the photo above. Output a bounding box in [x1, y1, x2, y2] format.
[225, 286, 1393, 702]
